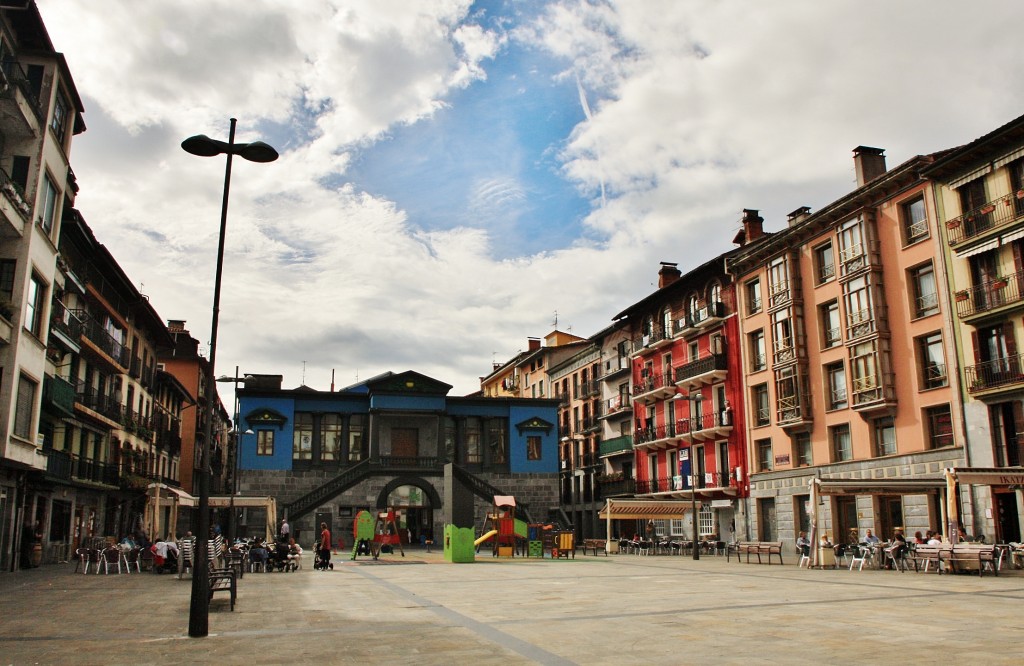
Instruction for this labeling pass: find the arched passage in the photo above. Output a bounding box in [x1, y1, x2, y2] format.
[375, 476, 442, 545]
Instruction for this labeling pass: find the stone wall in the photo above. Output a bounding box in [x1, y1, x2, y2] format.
[236, 469, 559, 546]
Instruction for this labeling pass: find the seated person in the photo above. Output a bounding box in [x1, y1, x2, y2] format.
[885, 528, 907, 567]
[287, 538, 303, 565]
[914, 531, 925, 545]
[249, 539, 269, 569]
[863, 529, 880, 544]
[795, 531, 811, 557]
[926, 532, 942, 546]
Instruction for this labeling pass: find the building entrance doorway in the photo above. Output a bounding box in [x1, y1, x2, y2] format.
[996, 491, 1021, 543]
[387, 483, 434, 544]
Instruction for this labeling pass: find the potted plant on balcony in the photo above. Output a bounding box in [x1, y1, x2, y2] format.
[1017, 188, 1024, 200]
[980, 203, 996, 215]
[955, 290, 970, 302]
[946, 218, 961, 229]
[992, 275, 1008, 290]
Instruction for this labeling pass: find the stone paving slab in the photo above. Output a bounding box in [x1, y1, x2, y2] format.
[1, 550, 1021, 665]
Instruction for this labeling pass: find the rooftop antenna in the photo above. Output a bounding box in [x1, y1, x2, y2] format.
[553, 310, 558, 329]
[301, 360, 306, 385]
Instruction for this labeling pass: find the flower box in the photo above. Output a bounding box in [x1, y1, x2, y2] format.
[946, 219, 961, 229]
[955, 291, 970, 302]
[992, 279, 1008, 290]
[980, 204, 996, 215]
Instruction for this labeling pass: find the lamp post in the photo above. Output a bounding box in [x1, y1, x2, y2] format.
[675, 392, 701, 560]
[216, 366, 253, 546]
[560, 435, 580, 541]
[182, 119, 277, 638]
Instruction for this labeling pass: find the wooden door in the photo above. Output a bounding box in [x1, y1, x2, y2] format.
[391, 428, 418, 458]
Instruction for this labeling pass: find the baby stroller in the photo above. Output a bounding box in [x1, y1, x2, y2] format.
[313, 542, 333, 570]
[151, 543, 178, 574]
[266, 541, 292, 572]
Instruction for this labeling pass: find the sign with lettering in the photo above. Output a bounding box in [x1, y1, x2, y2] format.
[774, 453, 791, 466]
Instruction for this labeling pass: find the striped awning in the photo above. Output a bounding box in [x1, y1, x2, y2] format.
[955, 237, 999, 258]
[598, 499, 698, 520]
[948, 164, 993, 190]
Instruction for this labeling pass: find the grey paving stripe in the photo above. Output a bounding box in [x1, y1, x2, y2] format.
[353, 567, 576, 666]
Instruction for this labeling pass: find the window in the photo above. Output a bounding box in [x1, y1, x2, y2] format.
[844, 275, 875, 339]
[925, 405, 954, 449]
[51, 88, 70, 146]
[911, 263, 939, 318]
[831, 424, 852, 462]
[465, 417, 481, 464]
[487, 419, 507, 464]
[527, 435, 542, 460]
[24, 273, 46, 337]
[772, 310, 794, 363]
[346, 414, 366, 462]
[820, 300, 841, 348]
[918, 332, 947, 389]
[292, 412, 313, 460]
[850, 340, 880, 403]
[814, 242, 835, 284]
[13, 374, 36, 440]
[768, 256, 790, 308]
[752, 384, 770, 427]
[699, 506, 715, 537]
[708, 282, 722, 306]
[746, 278, 762, 315]
[756, 439, 773, 471]
[0, 258, 15, 302]
[320, 413, 341, 461]
[837, 217, 866, 276]
[749, 330, 767, 371]
[256, 430, 274, 456]
[826, 362, 847, 410]
[795, 432, 812, 467]
[901, 196, 928, 243]
[874, 416, 896, 456]
[40, 174, 58, 234]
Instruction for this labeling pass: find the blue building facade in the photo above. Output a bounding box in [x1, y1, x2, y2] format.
[234, 371, 560, 543]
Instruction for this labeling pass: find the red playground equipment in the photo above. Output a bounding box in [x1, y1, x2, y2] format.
[371, 509, 405, 559]
[477, 495, 522, 557]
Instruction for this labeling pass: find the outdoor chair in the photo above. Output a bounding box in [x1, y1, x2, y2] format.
[178, 538, 194, 579]
[849, 545, 868, 571]
[101, 547, 122, 574]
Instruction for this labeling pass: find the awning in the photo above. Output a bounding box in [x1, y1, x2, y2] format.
[147, 482, 196, 506]
[493, 495, 516, 508]
[955, 237, 999, 259]
[949, 467, 1024, 485]
[1001, 227, 1024, 245]
[598, 499, 699, 520]
[948, 163, 992, 190]
[815, 478, 946, 496]
[994, 147, 1024, 169]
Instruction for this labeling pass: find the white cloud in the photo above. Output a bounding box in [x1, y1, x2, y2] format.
[37, 0, 1024, 396]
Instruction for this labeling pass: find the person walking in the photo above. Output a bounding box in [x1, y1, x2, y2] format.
[319, 522, 333, 571]
[280, 517, 290, 541]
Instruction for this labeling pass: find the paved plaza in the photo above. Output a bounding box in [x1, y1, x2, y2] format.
[1, 548, 1021, 665]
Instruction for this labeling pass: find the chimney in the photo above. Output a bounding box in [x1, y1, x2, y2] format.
[732, 209, 764, 246]
[853, 146, 886, 187]
[167, 319, 186, 333]
[528, 337, 541, 351]
[787, 206, 811, 227]
[658, 262, 682, 288]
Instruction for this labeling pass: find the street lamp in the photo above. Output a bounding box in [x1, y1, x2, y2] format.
[560, 435, 580, 541]
[216, 366, 253, 545]
[675, 392, 701, 561]
[182, 119, 278, 638]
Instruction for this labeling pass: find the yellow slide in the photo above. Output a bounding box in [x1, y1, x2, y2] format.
[474, 530, 498, 547]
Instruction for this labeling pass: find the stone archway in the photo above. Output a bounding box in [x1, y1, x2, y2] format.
[375, 476, 443, 545]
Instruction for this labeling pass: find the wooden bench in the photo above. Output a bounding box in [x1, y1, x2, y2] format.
[943, 544, 997, 577]
[907, 545, 946, 573]
[727, 541, 783, 564]
[209, 568, 237, 610]
[581, 539, 607, 556]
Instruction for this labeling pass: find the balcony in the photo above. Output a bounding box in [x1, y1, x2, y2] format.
[603, 355, 631, 380]
[676, 301, 727, 338]
[75, 309, 130, 370]
[49, 301, 83, 352]
[677, 410, 734, 442]
[0, 168, 28, 238]
[75, 383, 124, 424]
[674, 353, 728, 390]
[632, 371, 676, 404]
[846, 307, 879, 341]
[0, 57, 44, 137]
[634, 422, 679, 450]
[580, 379, 600, 398]
[669, 468, 740, 495]
[966, 354, 1024, 399]
[776, 393, 812, 429]
[71, 455, 120, 487]
[129, 355, 142, 379]
[599, 434, 633, 456]
[631, 325, 672, 356]
[851, 373, 897, 413]
[768, 280, 793, 310]
[945, 192, 1024, 249]
[42, 375, 76, 417]
[598, 476, 635, 497]
[772, 335, 806, 366]
[955, 269, 1024, 325]
[600, 394, 632, 420]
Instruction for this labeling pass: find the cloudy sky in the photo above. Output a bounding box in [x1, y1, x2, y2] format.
[39, 0, 1024, 398]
